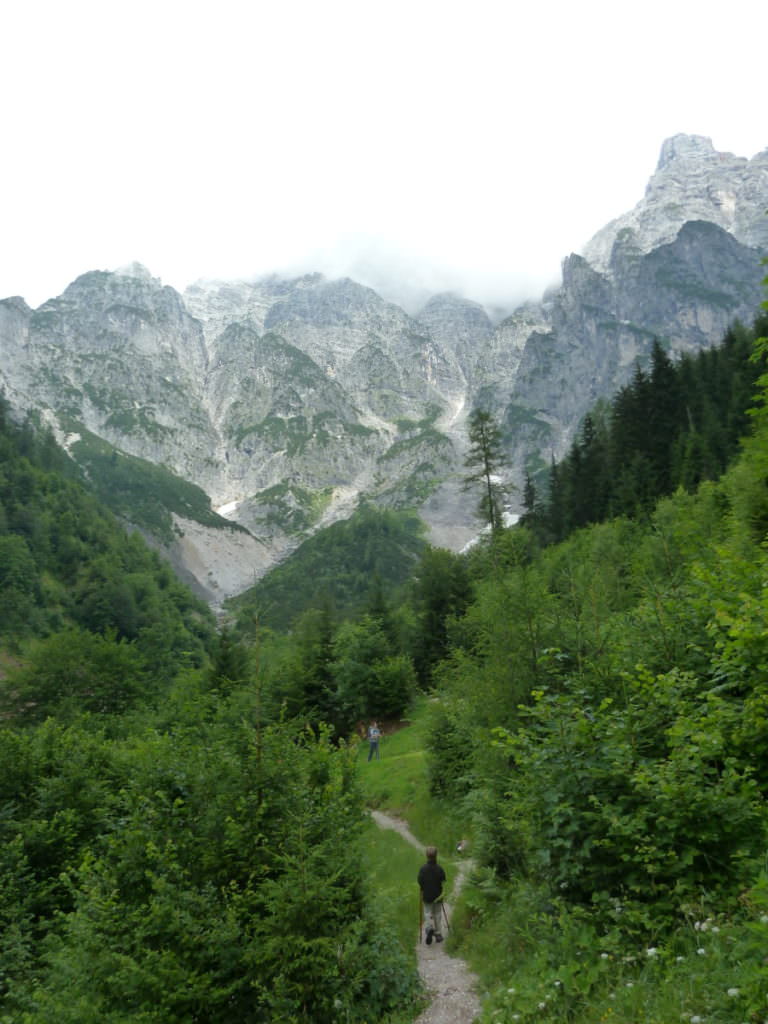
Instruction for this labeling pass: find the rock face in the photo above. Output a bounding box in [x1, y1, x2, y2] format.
[582, 134, 768, 270]
[498, 218, 767, 473]
[0, 134, 765, 600]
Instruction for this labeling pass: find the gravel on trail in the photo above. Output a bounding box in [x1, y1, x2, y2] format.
[370, 810, 483, 1024]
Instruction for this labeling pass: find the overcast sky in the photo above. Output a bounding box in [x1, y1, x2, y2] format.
[2, 0, 766, 312]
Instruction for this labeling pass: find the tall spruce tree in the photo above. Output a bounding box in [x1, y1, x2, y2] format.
[463, 409, 508, 532]
[647, 340, 683, 494]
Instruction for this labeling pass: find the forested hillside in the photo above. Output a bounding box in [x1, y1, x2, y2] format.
[417, 301, 768, 1021]
[0, 400, 216, 700]
[229, 503, 428, 632]
[3, 284, 768, 1022]
[524, 315, 768, 542]
[0, 405, 420, 1022]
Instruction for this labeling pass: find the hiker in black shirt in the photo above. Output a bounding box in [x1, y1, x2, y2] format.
[417, 845, 446, 944]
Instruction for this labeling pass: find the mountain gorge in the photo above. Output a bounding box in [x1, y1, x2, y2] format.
[0, 134, 765, 603]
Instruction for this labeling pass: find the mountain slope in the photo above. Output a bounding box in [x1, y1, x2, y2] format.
[0, 134, 765, 599]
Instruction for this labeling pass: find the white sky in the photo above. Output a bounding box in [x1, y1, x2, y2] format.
[2, 0, 766, 312]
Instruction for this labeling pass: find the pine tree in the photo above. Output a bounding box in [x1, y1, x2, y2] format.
[647, 340, 682, 494]
[463, 409, 508, 532]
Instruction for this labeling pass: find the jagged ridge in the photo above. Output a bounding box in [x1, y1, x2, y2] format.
[0, 134, 765, 601]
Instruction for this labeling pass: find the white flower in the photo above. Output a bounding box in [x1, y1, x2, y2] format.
[626, 982, 634, 988]
[727, 988, 740, 997]
[711, 926, 720, 934]
[507, 988, 516, 994]
[538, 1002, 546, 1009]
[646, 946, 659, 957]
[676, 955, 685, 962]
[601, 952, 609, 960]
[553, 980, 562, 987]
[690, 1016, 703, 1024]
[697, 947, 706, 955]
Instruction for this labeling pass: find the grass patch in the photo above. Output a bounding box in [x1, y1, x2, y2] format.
[357, 698, 466, 887]
[356, 700, 430, 809]
[361, 816, 423, 957]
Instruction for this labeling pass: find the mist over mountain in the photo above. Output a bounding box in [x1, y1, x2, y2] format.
[0, 134, 765, 604]
[300, 243, 558, 320]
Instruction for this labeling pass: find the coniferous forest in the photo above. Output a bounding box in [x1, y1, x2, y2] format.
[2, 282, 768, 1022]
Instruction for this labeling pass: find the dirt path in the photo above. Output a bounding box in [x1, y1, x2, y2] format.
[370, 811, 482, 1024]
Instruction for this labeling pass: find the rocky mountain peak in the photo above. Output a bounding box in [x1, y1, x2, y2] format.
[415, 293, 493, 381]
[656, 133, 719, 170]
[417, 291, 492, 322]
[113, 261, 158, 283]
[0, 295, 31, 314]
[581, 133, 768, 273]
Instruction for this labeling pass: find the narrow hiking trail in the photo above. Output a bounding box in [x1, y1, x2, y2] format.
[370, 810, 483, 1024]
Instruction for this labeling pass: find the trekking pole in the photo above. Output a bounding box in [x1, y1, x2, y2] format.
[442, 900, 450, 932]
[418, 888, 423, 943]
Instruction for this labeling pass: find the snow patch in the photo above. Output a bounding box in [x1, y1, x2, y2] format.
[460, 511, 520, 553]
[216, 499, 240, 518]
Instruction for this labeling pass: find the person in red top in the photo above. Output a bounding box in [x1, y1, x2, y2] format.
[417, 846, 446, 944]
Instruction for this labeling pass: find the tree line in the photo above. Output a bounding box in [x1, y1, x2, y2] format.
[521, 316, 767, 544]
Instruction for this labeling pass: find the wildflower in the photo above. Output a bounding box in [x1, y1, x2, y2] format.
[711, 926, 720, 934]
[625, 982, 634, 988]
[697, 947, 706, 955]
[601, 952, 610, 960]
[553, 980, 562, 987]
[676, 956, 685, 962]
[690, 1016, 703, 1023]
[538, 1002, 546, 1009]
[507, 988, 516, 994]
[727, 988, 740, 997]
[646, 947, 659, 957]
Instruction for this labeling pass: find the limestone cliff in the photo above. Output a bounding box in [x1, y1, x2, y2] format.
[0, 134, 765, 600]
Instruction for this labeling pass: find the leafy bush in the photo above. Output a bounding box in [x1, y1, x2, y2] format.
[492, 667, 765, 930]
